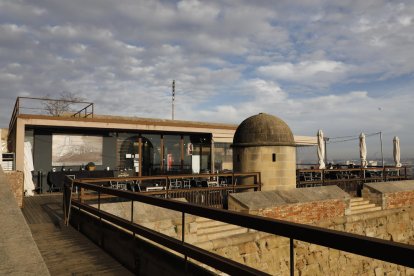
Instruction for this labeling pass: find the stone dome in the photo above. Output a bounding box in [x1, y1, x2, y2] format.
[232, 113, 295, 147]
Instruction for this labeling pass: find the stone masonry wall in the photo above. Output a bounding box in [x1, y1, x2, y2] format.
[384, 191, 414, 209]
[362, 184, 414, 210]
[4, 171, 24, 208]
[254, 199, 347, 224]
[203, 206, 414, 275]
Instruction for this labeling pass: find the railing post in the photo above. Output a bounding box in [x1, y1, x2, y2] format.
[232, 172, 235, 193]
[322, 169, 325, 186]
[166, 177, 169, 198]
[98, 190, 104, 246]
[290, 238, 294, 276]
[405, 166, 408, 180]
[258, 172, 261, 191]
[182, 212, 188, 271]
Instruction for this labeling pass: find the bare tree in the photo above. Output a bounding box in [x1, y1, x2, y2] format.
[42, 91, 85, 116]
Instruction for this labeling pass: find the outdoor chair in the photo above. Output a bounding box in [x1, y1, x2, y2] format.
[169, 179, 182, 189]
[182, 179, 191, 189]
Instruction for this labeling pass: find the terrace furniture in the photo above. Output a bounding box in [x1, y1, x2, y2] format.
[48, 170, 114, 193]
[109, 180, 128, 190]
[169, 179, 182, 189]
[146, 186, 165, 191]
[182, 179, 191, 189]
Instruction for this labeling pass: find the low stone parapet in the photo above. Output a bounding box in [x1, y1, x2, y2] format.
[362, 180, 414, 210]
[228, 186, 350, 224]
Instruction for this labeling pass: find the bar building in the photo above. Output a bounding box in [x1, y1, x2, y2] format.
[6, 97, 316, 192]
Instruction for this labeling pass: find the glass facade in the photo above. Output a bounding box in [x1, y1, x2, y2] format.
[163, 134, 181, 173]
[214, 142, 233, 172]
[141, 134, 162, 175]
[116, 132, 212, 175]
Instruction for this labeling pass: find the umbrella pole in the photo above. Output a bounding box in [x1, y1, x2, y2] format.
[380, 131, 384, 168]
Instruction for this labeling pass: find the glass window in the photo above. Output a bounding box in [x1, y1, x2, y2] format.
[183, 135, 193, 173]
[190, 134, 211, 173]
[214, 143, 233, 172]
[163, 135, 181, 173]
[117, 134, 139, 171]
[141, 134, 162, 176]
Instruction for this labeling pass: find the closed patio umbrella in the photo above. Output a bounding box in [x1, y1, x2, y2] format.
[359, 133, 367, 168]
[317, 129, 326, 169]
[393, 136, 402, 167]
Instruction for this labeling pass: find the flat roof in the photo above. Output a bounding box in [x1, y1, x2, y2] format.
[15, 114, 318, 145]
[17, 114, 237, 130]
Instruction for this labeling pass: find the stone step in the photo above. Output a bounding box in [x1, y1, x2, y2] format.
[349, 206, 382, 215]
[350, 200, 370, 207]
[197, 223, 241, 235]
[195, 216, 214, 222]
[196, 219, 230, 229]
[197, 227, 248, 242]
[350, 203, 376, 210]
[350, 197, 365, 202]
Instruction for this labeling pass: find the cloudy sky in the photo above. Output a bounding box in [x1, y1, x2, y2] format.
[1, 0, 413, 161]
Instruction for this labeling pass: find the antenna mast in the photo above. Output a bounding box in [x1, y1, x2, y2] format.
[172, 80, 175, 120]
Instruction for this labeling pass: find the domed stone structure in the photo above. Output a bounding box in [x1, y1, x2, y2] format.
[232, 113, 296, 191]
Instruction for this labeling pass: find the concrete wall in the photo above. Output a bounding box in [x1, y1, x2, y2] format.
[233, 146, 296, 190]
[4, 171, 24, 208]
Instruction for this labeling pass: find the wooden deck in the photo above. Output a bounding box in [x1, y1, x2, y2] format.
[22, 194, 133, 275]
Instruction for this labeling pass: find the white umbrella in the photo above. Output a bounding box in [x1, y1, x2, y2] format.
[393, 136, 402, 167]
[359, 133, 367, 168]
[24, 141, 35, 196]
[317, 129, 326, 169]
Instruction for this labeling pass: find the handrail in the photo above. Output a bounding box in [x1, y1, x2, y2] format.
[7, 97, 94, 130]
[71, 200, 268, 276]
[8, 97, 20, 132]
[66, 181, 414, 272]
[71, 102, 94, 118]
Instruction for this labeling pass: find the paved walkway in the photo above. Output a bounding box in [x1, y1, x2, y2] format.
[0, 166, 132, 275]
[0, 167, 50, 275]
[22, 195, 133, 276]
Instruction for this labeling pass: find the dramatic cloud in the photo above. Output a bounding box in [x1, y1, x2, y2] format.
[0, 0, 414, 160]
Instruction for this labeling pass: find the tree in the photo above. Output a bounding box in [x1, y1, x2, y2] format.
[42, 91, 85, 116]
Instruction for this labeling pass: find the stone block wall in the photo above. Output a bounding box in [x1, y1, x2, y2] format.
[233, 146, 296, 190]
[4, 171, 24, 208]
[254, 199, 347, 224]
[203, 206, 414, 275]
[384, 191, 414, 209]
[361, 186, 383, 208]
[362, 182, 414, 210]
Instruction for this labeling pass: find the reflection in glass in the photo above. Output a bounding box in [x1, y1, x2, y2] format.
[214, 143, 233, 172]
[141, 134, 161, 175]
[163, 135, 181, 173]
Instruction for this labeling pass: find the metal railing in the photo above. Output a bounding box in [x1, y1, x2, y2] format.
[63, 178, 414, 275]
[8, 96, 94, 131]
[73, 172, 261, 208]
[297, 166, 409, 192]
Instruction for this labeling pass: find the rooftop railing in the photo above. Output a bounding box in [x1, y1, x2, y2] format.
[8, 96, 94, 131]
